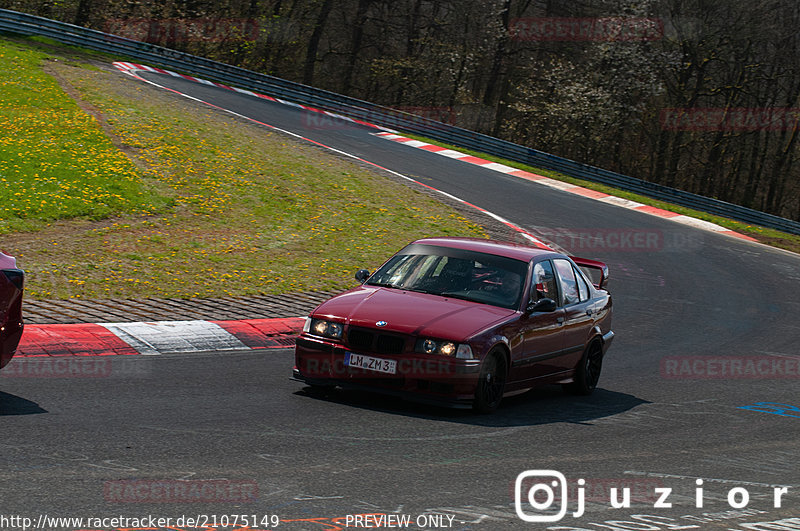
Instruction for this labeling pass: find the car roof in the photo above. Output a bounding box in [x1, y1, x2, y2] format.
[412, 237, 561, 262]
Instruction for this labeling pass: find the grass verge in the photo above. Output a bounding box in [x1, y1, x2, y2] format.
[0, 37, 487, 299]
[0, 38, 169, 232]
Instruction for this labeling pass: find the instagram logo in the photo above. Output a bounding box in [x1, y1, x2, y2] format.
[514, 470, 569, 522]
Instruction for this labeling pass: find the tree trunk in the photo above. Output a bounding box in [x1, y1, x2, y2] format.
[342, 0, 372, 94]
[73, 0, 93, 26]
[303, 0, 335, 86]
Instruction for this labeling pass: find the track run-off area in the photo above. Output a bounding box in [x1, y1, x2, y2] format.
[1, 61, 799, 531]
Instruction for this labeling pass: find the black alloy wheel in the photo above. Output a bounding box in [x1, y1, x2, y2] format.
[566, 341, 603, 395]
[473, 349, 507, 413]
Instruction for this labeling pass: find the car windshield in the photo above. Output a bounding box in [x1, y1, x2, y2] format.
[366, 243, 528, 310]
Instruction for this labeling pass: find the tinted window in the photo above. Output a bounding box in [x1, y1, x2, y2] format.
[367, 244, 528, 310]
[553, 259, 579, 306]
[575, 265, 590, 301]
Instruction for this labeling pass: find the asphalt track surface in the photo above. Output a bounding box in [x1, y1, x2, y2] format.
[1, 69, 799, 531]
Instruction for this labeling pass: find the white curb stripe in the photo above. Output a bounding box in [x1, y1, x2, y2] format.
[597, 196, 646, 209]
[101, 321, 249, 355]
[401, 140, 428, 148]
[539, 179, 580, 192]
[437, 149, 470, 159]
[482, 162, 518, 173]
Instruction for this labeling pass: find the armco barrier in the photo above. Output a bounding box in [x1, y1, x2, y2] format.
[2, 8, 798, 235]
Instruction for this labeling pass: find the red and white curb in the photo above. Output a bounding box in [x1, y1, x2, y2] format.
[374, 132, 759, 243]
[15, 317, 304, 357]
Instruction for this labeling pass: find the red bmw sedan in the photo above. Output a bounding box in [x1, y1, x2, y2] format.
[0, 251, 24, 370]
[293, 238, 614, 412]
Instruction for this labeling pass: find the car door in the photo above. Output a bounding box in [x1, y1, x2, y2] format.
[553, 258, 594, 371]
[515, 260, 566, 382]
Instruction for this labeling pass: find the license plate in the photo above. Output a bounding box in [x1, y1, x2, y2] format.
[344, 352, 397, 374]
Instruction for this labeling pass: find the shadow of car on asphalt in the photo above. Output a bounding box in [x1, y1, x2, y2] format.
[293, 386, 648, 427]
[0, 391, 48, 416]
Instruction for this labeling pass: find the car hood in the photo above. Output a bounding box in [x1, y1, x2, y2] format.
[312, 286, 517, 340]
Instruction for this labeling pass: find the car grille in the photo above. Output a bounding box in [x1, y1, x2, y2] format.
[346, 327, 406, 355]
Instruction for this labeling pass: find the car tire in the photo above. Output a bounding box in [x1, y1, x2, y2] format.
[566, 340, 603, 395]
[473, 349, 507, 413]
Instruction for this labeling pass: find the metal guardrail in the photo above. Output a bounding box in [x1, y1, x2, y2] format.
[2, 8, 799, 235]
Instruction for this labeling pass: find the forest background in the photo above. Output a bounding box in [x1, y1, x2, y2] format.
[5, 0, 798, 221]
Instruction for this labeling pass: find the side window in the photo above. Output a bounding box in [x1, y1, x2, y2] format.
[553, 259, 579, 306]
[531, 261, 558, 302]
[574, 265, 590, 302]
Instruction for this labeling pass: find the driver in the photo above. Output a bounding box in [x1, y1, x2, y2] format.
[532, 262, 552, 301]
[497, 269, 522, 305]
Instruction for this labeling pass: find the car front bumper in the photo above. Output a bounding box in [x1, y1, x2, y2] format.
[293, 335, 482, 408]
[601, 330, 615, 354]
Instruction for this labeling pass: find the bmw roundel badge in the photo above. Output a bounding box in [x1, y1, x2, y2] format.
[376, 321, 388, 327]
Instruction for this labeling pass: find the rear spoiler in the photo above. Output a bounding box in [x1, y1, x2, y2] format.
[0, 252, 24, 291]
[0, 251, 17, 270]
[571, 256, 609, 290]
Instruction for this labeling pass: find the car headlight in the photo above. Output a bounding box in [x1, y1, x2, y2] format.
[307, 318, 343, 339]
[415, 338, 473, 359]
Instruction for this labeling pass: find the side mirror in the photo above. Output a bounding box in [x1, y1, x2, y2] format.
[527, 298, 557, 313]
[355, 269, 371, 283]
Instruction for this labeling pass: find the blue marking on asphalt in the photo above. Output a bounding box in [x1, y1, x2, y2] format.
[738, 402, 800, 418]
